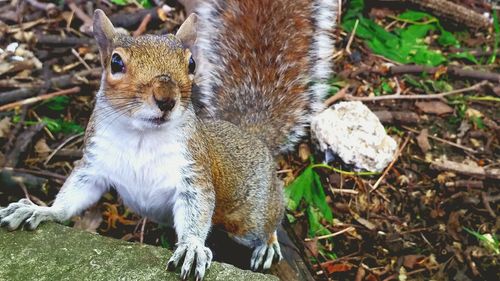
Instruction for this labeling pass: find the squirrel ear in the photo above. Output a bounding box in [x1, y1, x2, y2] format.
[93, 9, 116, 61]
[176, 13, 198, 49]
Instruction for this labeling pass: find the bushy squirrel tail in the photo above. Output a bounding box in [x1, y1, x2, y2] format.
[195, 0, 338, 154]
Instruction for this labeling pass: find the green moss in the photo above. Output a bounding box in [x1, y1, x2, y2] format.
[0, 223, 277, 281]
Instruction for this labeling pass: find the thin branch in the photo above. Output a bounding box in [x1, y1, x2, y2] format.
[0, 87, 81, 111]
[370, 135, 410, 192]
[346, 81, 488, 101]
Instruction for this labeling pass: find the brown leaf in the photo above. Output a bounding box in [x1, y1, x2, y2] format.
[34, 138, 51, 156]
[303, 238, 319, 257]
[73, 206, 103, 233]
[0, 117, 11, 138]
[415, 101, 453, 115]
[416, 129, 431, 153]
[403, 254, 425, 269]
[447, 211, 463, 241]
[323, 262, 353, 274]
[298, 143, 311, 162]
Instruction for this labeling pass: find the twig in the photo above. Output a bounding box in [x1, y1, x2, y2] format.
[18, 181, 31, 200]
[4, 167, 66, 181]
[0, 68, 99, 104]
[330, 188, 359, 195]
[133, 14, 152, 37]
[374, 111, 421, 124]
[346, 81, 488, 101]
[370, 135, 410, 192]
[323, 86, 349, 107]
[346, 19, 359, 55]
[305, 226, 356, 241]
[71, 49, 92, 70]
[445, 180, 484, 189]
[430, 159, 500, 180]
[5, 123, 45, 167]
[388, 65, 500, 83]
[140, 217, 147, 244]
[44, 132, 85, 166]
[481, 192, 496, 218]
[0, 87, 80, 111]
[36, 34, 94, 46]
[403, 126, 477, 154]
[67, 0, 93, 33]
[26, 0, 58, 16]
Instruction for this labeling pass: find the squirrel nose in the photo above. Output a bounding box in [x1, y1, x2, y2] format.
[154, 96, 176, 112]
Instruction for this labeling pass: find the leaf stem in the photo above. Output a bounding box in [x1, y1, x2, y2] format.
[311, 164, 379, 176]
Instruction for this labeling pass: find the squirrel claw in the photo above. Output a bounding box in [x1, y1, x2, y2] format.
[167, 238, 212, 281]
[0, 199, 54, 231]
[250, 240, 283, 271]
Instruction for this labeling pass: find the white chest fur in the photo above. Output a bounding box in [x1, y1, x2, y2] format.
[86, 116, 192, 224]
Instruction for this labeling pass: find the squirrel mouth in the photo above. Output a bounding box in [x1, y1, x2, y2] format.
[144, 116, 167, 126]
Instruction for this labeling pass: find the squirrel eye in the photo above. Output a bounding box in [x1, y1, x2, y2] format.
[188, 56, 196, 74]
[110, 53, 125, 74]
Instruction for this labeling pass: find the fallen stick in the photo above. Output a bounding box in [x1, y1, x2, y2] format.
[374, 110, 420, 124]
[133, 14, 153, 37]
[403, 125, 477, 154]
[370, 135, 411, 192]
[377, 0, 491, 30]
[431, 159, 500, 180]
[388, 65, 500, 83]
[36, 34, 94, 46]
[4, 123, 45, 167]
[444, 180, 484, 189]
[0, 68, 100, 104]
[0, 87, 80, 111]
[109, 7, 164, 30]
[346, 81, 488, 102]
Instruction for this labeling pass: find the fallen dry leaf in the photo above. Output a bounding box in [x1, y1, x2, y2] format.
[416, 129, 431, 153]
[73, 206, 103, 233]
[0, 117, 11, 138]
[34, 138, 51, 156]
[415, 101, 454, 115]
[323, 262, 353, 274]
[403, 254, 425, 269]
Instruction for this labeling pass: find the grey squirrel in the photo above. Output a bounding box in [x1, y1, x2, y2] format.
[0, 0, 337, 280]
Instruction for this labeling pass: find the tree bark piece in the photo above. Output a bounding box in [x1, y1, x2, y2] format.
[378, 0, 491, 30]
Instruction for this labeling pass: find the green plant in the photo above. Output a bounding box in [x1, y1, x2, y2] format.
[285, 159, 333, 237]
[464, 227, 500, 254]
[342, 0, 475, 66]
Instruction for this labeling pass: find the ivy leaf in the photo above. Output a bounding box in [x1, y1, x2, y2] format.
[285, 166, 314, 211]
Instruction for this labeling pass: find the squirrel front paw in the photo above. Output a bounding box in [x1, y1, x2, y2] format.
[0, 199, 56, 230]
[166, 237, 213, 281]
[250, 239, 283, 271]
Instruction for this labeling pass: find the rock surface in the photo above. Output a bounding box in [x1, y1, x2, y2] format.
[0, 222, 278, 281]
[311, 101, 397, 172]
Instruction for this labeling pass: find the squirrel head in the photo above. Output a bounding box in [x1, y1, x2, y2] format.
[93, 9, 197, 129]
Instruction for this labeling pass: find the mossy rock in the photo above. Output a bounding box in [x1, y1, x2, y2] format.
[0, 222, 277, 281]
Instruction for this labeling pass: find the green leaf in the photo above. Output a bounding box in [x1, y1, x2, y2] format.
[398, 11, 431, 22]
[306, 206, 330, 237]
[311, 171, 333, 222]
[110, 0, 129, 5]
[449, 52, 479, 64]
[139, 0, 152, 8]
[41, 96, 70, 111]
[488, 10, 499, 64]
[285, 166, 314, 211]
[41, 117, 84, 134]
[437, 30, 459, 47]
[470, 116, 485, 129]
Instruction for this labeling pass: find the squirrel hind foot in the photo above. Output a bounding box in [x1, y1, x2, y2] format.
[250, 236, 283, 271]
